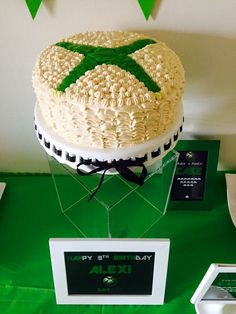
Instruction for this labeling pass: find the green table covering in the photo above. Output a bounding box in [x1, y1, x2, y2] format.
[0, 172, 235, 314]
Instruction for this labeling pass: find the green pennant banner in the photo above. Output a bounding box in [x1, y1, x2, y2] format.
[138, 0, 156, 20]
[25, 0, 155, 20]
[25, 0, 43, 19]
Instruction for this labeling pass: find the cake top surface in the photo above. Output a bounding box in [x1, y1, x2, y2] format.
[33, 31, 185, 149]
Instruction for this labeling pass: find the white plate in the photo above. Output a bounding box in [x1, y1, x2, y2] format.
[0, 183, 6, 200]
[225, 174, 236, 227]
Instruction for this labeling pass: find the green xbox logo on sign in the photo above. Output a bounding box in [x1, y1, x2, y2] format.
[103, 276, 118, 287]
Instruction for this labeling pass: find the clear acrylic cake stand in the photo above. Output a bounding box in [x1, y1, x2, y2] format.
[47, 150, 179, 238]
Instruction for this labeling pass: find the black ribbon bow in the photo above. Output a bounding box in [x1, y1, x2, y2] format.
[76, 156, 148, 201]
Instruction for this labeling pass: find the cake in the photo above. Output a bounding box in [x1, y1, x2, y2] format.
[33, 31, 184, 194]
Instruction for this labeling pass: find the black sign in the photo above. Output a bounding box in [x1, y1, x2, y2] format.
[170, 151, 208, 201]
[64, 251, 155, 295]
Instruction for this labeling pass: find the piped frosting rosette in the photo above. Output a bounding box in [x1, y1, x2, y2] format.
[33, 31, 185, 199]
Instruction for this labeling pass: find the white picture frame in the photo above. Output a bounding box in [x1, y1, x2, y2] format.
[191, 264, 236, 314]
[49, 238, 170, 305]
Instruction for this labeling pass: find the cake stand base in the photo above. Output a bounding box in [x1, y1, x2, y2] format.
[47, 150, 179, 238]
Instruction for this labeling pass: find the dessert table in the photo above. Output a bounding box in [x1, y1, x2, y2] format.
[0, 172, 235, 314]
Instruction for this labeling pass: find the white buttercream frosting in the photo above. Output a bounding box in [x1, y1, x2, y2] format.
[33, 31, 185, 149]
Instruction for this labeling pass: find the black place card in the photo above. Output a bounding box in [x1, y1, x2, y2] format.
[169, 140, 220, 210]
[64, 251, 155, 295]
[171, 150, 208, 201]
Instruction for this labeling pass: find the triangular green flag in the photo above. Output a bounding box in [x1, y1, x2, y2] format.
[25, 0, 43, 19]
[138, 0, 156, 20]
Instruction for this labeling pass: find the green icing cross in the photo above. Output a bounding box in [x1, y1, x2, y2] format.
[55, 38, 160, 93]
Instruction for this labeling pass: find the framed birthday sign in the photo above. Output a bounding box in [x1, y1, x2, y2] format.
[49, 238, 170, 305]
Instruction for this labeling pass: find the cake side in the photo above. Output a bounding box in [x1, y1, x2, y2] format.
[33, 31, 185, 149]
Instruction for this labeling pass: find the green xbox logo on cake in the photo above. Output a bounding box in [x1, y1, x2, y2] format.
[55, 39, 161, 94]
